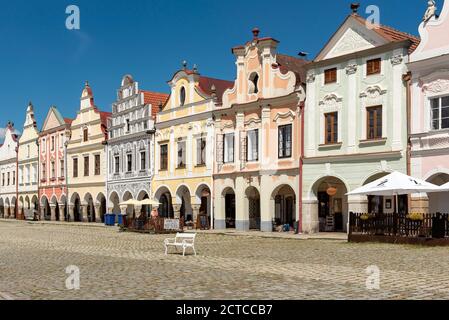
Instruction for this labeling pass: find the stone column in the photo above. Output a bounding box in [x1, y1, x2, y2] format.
[302, 199, 319, 234]
[192, 204, 201, 228]
[5, 206, 10, 219]
[68, 205, 74, 222]
[59, 204, 66, 222]
[40, 206, 46, 221]
[173, 204, 181, 219]
[134, 205, 142, 218]
[50, 205, 57, 221]
[81, 205, 89, 222]
[94, 204, 101, 223]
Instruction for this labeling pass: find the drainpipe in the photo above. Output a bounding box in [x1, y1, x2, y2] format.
[297, 101, 305, 234]
[36, 139, 40, 220]
[15, 145, 19, 220]
[403, 71, 412, 212]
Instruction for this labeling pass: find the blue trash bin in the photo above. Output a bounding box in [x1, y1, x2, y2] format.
[117, 214, 123, 226]
[104, 214, 115, 226]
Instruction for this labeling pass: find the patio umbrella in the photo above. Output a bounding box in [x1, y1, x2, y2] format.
[138, 199, 160, 206]
[346, 171, 441, 213]
[119, 199, 141, 206]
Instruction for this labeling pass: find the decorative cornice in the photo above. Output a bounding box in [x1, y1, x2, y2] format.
[391, 54, 404, 66]
[345, 64, 358, 75]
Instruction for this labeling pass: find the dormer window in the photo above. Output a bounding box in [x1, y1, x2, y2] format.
[249, 73, 259, 94]
[126, 119, 131, 133]
[180, 87, 186, 106]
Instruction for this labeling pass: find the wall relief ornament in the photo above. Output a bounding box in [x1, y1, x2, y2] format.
[390, 55, 403, 65]
[422, 79, 449, 94]
[345, 64, 358, 75]
[331, 28, 376, 56]
[306, 73, 316, 83]
[360, 86, 387, 99]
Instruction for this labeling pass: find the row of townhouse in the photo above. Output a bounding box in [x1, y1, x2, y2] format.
[0, 2, 448, 233]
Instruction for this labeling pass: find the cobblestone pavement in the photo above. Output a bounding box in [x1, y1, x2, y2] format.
[1, 220, 449, 300]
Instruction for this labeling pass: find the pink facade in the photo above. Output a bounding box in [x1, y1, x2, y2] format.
[38, 106, 72, 220]
[409, 0, 449, 212]
[213, 29, 306, 232]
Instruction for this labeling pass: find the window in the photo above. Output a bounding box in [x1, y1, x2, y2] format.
[84, 156, 89, 176]
[2, 173, 4, 186]
[7, 172, 10, 186]
[367, 58, 381, 76]
[51, 161, 55, 179]
[42, 163, 46, 179]
[177, 141, 186, 168]
[180, 87, 186, 106]
[95, 155, 100, 175]
[224, 134, 235, 163]
[127, 154, 132, 172]
[367, 106, 383, 140]
[12, 171, 15, 185]
[60, 160, 64, 178]
[325, 112, 338, 144]
[247, 130, 259, 161]
[114, 156, 120, 174]
[431, 96, 449, 130]
[60, 134, 64, 148]
[83, 128, 88, 142]
[51, 136, 55, 151]
[126, 119, 131, 133]
[73, 158, 78, 178]
[196, 138, 206, 166]
[140, 152, 146, 171]
[249, 73, 259, 94]
[324, 68, 337, 84]
[278, 125, 292, 159]
[27, 145, 30, 158]
[42, 139, 46, 153]
[160, 145, 168, 171]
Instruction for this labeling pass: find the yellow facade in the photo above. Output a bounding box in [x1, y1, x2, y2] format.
[153, 67, 232, 227]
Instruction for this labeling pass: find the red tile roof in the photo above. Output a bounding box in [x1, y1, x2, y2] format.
[197, 76, 234, 102]
[140, 90, 169, 116]
[276, 54, 308, 85]
[352, 14, 420, 54]
[64, 118, 73, 126]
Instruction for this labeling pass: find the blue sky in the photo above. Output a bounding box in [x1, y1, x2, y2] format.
[0, 0, 438, 140]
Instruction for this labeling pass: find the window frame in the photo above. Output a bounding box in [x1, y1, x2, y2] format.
[84, 156, 90, 177]
[196, 137, 207, 166]
[246, 129, 259, 162]
[366, 58, 381, 76]
[278, 124, 292, 159]
[94, 154, 101, 176]
[324, 68, 337, 85]
[366, 105, 383, 140]
[177, 140, 187, 169]
[324, 112, 339, 145]
[223, 133, 235, 164]
[431, 96, 449, 131]
[73, 158, 78, 178]
[160, 144, 168, 171]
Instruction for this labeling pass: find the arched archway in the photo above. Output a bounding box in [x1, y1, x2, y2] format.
[176, 185, 192, 223]
[246, 187, 260, 230]
[222, 187, 236, 229]
[155, 187, 173, 218]
[5, 198, 11, 218]
[427, 172, 449, 213]
[123, 191, 134, 217]
[31, 195, 39, 220]
[19, 196, 24, 219]
[272, 185, 296, 231]
[137, 190, 150, 218]
[311, 177, 347, 233]
[96, 193, 107, 223]
[0, 198, 4, 218]
[71, 193, 82, 222]
[109, 192, 121, 215]
[84, 193, 95, 222]
[40, 196, 51, 221]
[50, 196, 60, 221]
[11, 197, 17, 219]
[196, 184, 211, 222]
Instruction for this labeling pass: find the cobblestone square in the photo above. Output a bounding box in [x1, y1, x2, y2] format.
[1, 220, 449, 300]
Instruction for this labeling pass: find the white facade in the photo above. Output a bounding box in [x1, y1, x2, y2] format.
[0, 122, 19, 218]
[17, 103, 40, 219]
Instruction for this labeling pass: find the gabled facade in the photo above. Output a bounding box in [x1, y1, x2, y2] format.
[302, 8, 420, 233]
[107, 75, 168, 218]
[214, 29, 306, 232]
[154, 65, 231, 226]
[38, 106, 72, 221]
[409, 0, 449, 213]
[17, 103, 40, 220]
[67, 82, 110, 223]
[0, 122, 19, 219]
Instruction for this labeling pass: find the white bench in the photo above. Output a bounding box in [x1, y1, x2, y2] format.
[164, 233, 197, 256]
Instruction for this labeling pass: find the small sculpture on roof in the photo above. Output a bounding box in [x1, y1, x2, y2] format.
[423, 0, 437, 22]
[351, 3, 360, 13]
